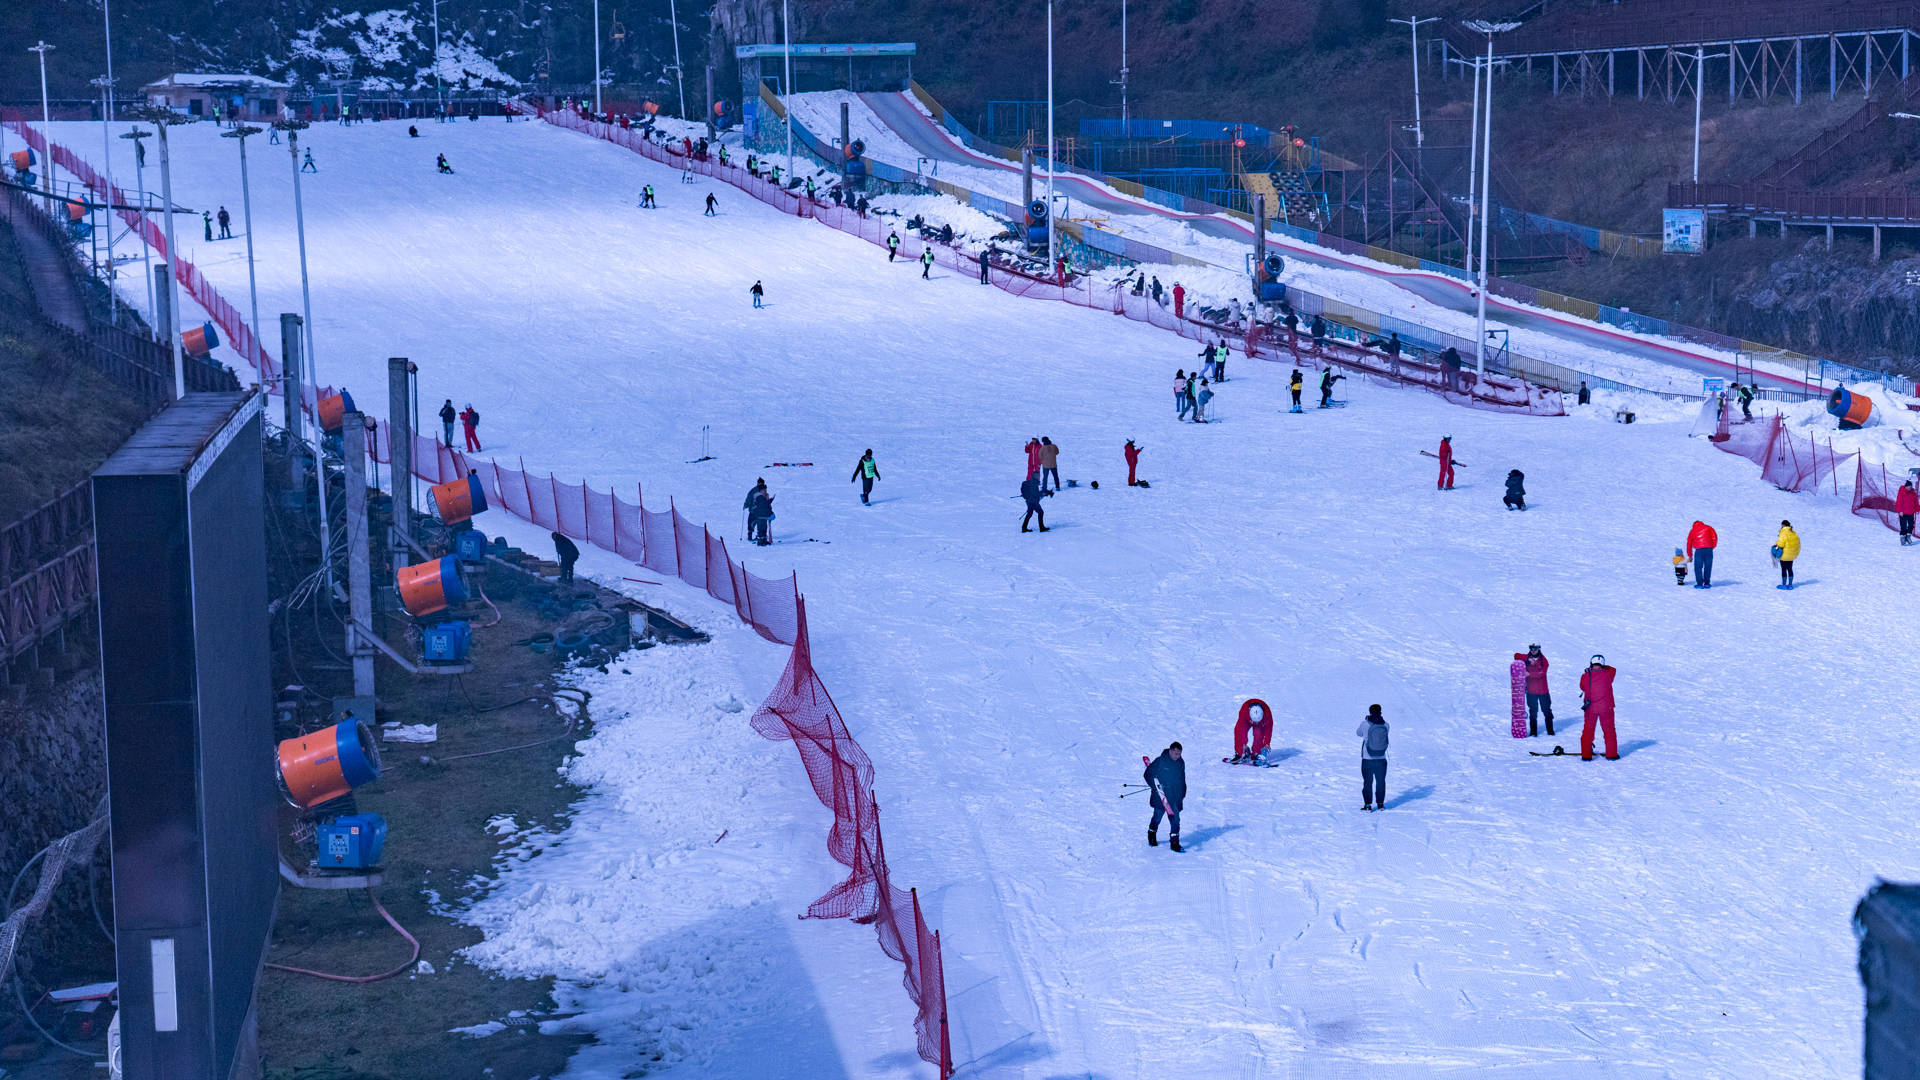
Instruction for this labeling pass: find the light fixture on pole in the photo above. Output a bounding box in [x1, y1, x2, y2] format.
[220, 124, 265, 386]
[1444, 53, 1482, 274]
[92, 75, 120, 323]
[1390, 15, 1439, 148]
[668, 0, 687, 118]
[279, 115, 336, 588]
[782, 0, 794, 178]
[1691, 47, 1729, 185]
[1046, 0, 1056, 271]
[119, 126, 156, 331]
[1461, 19, 1519, 379]
[129, 105, 191, 398]
[1114, 0, 1129, 127]
[28, 42, 56, 212]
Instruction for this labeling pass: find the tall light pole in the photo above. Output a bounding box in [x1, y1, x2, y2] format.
[28, 42, 55, 211]
[591, 0, 602, 113]
[92, 75, 119, 323]
[119, 127, 155, 331]
[1391, 15, 1439, 147]
[1046, 0, 1056, 270]
[667, 0, 688, 118]
[142, 109, 190, 398]
[1117, 0, 1129, 127]
[1462, 19, 1519, 378]
[282, 118, 334, 587]
[221, 124, 264, 385]
[1445, 54, 1482, 273]
[1692, 47, 1729, 185]
[782, 0, 793, 177]
[432, 0, 444, 120]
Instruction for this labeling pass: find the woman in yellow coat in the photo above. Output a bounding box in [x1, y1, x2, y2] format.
[1774, 520, 1800, 589]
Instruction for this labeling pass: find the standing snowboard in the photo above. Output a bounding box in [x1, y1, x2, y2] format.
[1509, 659, 1528, 739]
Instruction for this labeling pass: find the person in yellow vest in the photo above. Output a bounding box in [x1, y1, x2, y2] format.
[1773, 520, 1800, 589]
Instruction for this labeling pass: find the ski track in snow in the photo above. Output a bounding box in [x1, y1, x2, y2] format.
[41, 117, 1920, 1080]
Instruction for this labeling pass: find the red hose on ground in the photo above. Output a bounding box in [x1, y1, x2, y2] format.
[265, 888, 421, 983]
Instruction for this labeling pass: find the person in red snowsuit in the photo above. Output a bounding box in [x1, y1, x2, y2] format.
[1124, 440, 1141, 486]
[1437, 436, 1455, 490]
[1172, 283, 1185, 320]
[1578, 656, 1619, 761]
[1232, 698, 1274, 763]
[1513, 644, 1554, 735]
[1686, 519, 1718, 587]
[1896, 480, 1918, 544]
[1024, 437, 1043, 479]
[460, 404, 482, 452]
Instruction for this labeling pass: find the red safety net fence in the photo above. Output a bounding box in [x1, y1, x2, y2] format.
[12, 115, 952, 1078]
[537, 105, 1565, 417]
[1852, 458, 1910, 528]
[1708, 408, 1915, 532]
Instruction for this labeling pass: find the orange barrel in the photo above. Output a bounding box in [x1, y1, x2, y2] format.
[1828, 387, 1873, 430]
[317, 389, 355, 433]
[430, 473, 488, 525]
[9, 149, 32, 172]
[397, 554, 467, 617]
[65, 199, 86, 222]
[181, 321, 219, 356]
[276, 717, 382, 809]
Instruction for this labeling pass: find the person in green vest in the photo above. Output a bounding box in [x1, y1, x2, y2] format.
[920, 247, 935, 280]
[850, 449, 881, 505]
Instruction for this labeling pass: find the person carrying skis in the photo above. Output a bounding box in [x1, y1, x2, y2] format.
[1319, 367, 1343, 408]
[1357, 705, 1389, 811]
[704, 192, 718, 216]
[550, 531, 580, 583]
[1172, 282, 1186, 320]
[1289, 369, 1304, 411]
[1503, 468, 1526, 510]
[1038, 437, 1060, 493]
[437, 153, 453, 173]
[1578, 656, 1619, 761]
[1020, 473, 1050, 533]
[1774, 519, 1800, 589]
[1436, 436, 1455, 490]
[1174, 369, 1191, 419]
[1513, 644, 1554, 736]
[459, 404, 482, 451]
[887, 231, 901, 261]
[1025, 437, 1043, 480]
[438, 399, 457, 446]
[744, 478, 775, 546]
[1144, 742, 1185, 851]
[920, 247, 935, 279]
[640, 184, 655, 208]
[1124, 439, 1142, 486]
[1735, 382, 1756, 421]
[750, 280, 765, 309]
[1686, 519, 1718, 588]
[1898, 479, 1919, 545]
[217, 206, 232, 239]
[850, 449, 880, 504]
[1231, 699, 1274, 765]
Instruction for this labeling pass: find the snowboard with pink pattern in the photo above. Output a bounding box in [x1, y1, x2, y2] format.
[1510, 659, 1528, 738]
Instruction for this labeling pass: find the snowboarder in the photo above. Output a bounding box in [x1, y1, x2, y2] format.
[459, 404, 481, 452]
[1319, 367, 1343, 409]
[1578, 656, 1619, 761]
[1736, 382, 1756, 421]
[1774, 520, 1800, 589]
[1577, 380, 1591, 405]
[750, 280, 765, 309]
[301, 148, 316, 172]
[436, 153, 453, 174]
[1193, 379, 1213, 423]
[1174, 369, 1191, 420]
[1025, 437, 1043, 480]
[850, 449, 880, 504]
[639, 185, 655, 208]
[1231, 699, 1274, 764]
[438, 399, 457, 446]
[1288, 369, 1304, 412]
[1436, 436, 1456, 490]
[1019, 473, 1049, 533]
[744, 479, 775, 546]
[1357, 705, 1389, 810]
[1898, 480, 1919, 545]
[978, 247, 992, 284]
[920, 247, 935, 279]
[1144, 743, 1186, 851]
[1686, 520, 1718, 588]
[202, 210, 213, 242]
[1124, 439, 1142, 486]
[887, 232, 901, 261]
[1172, 282, 1185, 320]
[1514, 644, 1554, 736]
[551, 531, 580, 583]
[1038, 437, 1061, 493]
[1503, 469, 1526, 510]
[217, 206, 232, 239]
[704, 192, 718, 216]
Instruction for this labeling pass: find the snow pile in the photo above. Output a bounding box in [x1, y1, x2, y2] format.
[867, 193, 1008, 241]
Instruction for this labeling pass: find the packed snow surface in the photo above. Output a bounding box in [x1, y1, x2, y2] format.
[40, 116, 1920, 1079]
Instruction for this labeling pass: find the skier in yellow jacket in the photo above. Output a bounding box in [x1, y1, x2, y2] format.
[1774, 520, 1800, 589]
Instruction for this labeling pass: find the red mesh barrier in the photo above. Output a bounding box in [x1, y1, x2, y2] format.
[1761, 429, 1856, 495]
[551, 476, 589, 541]
[1852, 458, 1909, 531]
[671, 506, 706, 590]
[1715, 413, 1782, 467]
[640, 507, 678, 578]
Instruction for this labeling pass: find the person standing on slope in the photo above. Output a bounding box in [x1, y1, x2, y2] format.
[1124, 439, 1142, 486]
[1231, 699, 1274, 765]
[1289, 369, 1304, 411]
[850, 449, 880, 505]
[1774, 519, 1800, 589]
[1436, 436, 1456, 490]
[1686, 519, 1718, 588]
[550, 531, 580, 584]
[1193, 379, 1213, 423]
[459, 404, 482, 452]
[1172, 282, 1186, 320]
[1579, 656, 1619, 761]
[704, 192, 718, 216]
[979, 246, 992, 285]
[1357, 705, 1389, 811]
[639, 184, 655, 208]
[1020, 472, 1050, 533]
[1513, 644, 1554, 736]
[438, 399, 457, 447]
[1319, 367, 1343, 408]
[887, 231, 901, 261]
[1898, 480, 1919, 545]
[217, 206, 232, 239]
[1503, 469, 1526, 510]
[1309, 314, 1327, 353]
[1174, 369, 1191, 420]
[1025, 437, 1043, 480]
[744, 478, 775, 546]
[1144, 743, 1186, 851]
[920, 247, 935, 280]
[1038, 437, 1061, 493]
[750, 280, 764, 308]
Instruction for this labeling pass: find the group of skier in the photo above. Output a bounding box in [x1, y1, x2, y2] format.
[436, 399, 482, 451]
[1676, 518, 1805, 590]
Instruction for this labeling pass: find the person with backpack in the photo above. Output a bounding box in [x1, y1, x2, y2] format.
[1231, 699, 1274, 765]
[1038, 437, 1060, 493]
[1020, 473, 1050, 533]
[459, 404, 482, 451]
[1174, 369, 1190, 419]
[744, 478, 775, 545]
[850, 449, 880, 505]
[1124, 439, 1142, 487]
[1686, 520, 1718, 588]
[1513, 644, 1554, 736]
[1898, 480, 1919, 545]
[438, 399, 457, 446]
[750, 280, 765, 308]
[1144, 743, 1186, 851]
[1774, 520, 1800, 589]
[550, 531, 580, 583]
[887, 231, 901, 261]
[1357, 705, 1389, 811]
[1578, 656, 1619, 761]
[920, 247, 935, 279]
[1503, 469, 1526, 510]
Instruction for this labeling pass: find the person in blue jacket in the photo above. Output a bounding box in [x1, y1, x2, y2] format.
[1145, 743, 1186, 852]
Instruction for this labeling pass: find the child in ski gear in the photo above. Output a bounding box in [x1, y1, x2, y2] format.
[1503, 469, 1525, 510]
[1289, 369, 1304, 410]
[1319, 367, 1343, 408]
[301, 148, 316, 172]
[459, 404, 481, 451]
[1145, 743, 1185, 851]
[551, 531, 580, 583]
[1174, 370, 1190, 419]
[1514, 645, 1554, 736]
[1899, 480, 1919, 544]
[1019, 474, 1049, 532]
[438, 399, 457, 446]
[850, 449, 880, 504]
[1039, 437, 1060, 492]
[1672, 548, 1690, 585]
[1358, 705, 1389, 810]
[1437, 437, 1455, 490]
[1232, 699, 1274, 764]
[1579, 656, 1619, 760]
[1774, 520, 1799, 588]
[1194, 380, 1213, 423]
[1686, 520, 1718, 588]
[744, 479, 775, 545]
[705, 192, 718, 215]
[1124, 440, 1141, 486]
[750, 280, 764, 308]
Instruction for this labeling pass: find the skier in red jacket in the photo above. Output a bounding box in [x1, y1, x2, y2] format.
[1578, 655, 1619, 761]
[1172, 282, 1186, 320]
[1512, 644, 1553, 736]
[1437, 436, 1455, 490]
[1024, 437, 1043, 479]
[1896, 480, 1918, 545]
[1124, 440, 1142, 486]
[1686, 520, 1718, 587]
[1231, 698, 1274, 764]
[459, 404, 482, 452]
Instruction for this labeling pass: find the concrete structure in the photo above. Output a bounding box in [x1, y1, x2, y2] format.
[142, 74, 289, 120]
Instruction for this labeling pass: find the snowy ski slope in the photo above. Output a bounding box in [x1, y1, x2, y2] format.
[42, 116, 1920, 1079]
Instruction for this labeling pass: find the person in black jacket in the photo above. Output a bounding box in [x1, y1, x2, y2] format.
[1145, 743, 1186, 851]
[1020, 474, 1049, 533]
[551, 531, 580, 583]
[1577, 380, 1591, 405]
[1504, 469, 1526, 511]
[1309, 315, 1327, 352]
[850, 449, 880, 504]
[744, 479, 775, 545]
[438, 399, 457, 446]
[1319, 367, 1344, 408]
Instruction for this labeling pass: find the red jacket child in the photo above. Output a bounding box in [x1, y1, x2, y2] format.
[1233, 698, 1274, 762]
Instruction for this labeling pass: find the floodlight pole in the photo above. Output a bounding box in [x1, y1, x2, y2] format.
[1046, 0, 1056, 270]
[783, 0, 794, 177]
[669, 0, 687, 118]
[1391, 16, 1439, 147]
[120, 128, 155, 330]
[29, 43, 55, 212]
[221, 125, 264, 385]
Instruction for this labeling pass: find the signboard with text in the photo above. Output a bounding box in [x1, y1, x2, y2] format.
[1663, 208, 1707, 254]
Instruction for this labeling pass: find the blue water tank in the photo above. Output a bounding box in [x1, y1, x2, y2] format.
[317, 813, 387, 869]
[423, 620, 472, 664]
[454, 528, 488, 562]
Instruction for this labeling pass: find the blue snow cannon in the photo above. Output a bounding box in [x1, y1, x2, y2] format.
[1256, 253, 1287, 303]
[844, 138, 868, 190]
[1025, 199, 1050, 249]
